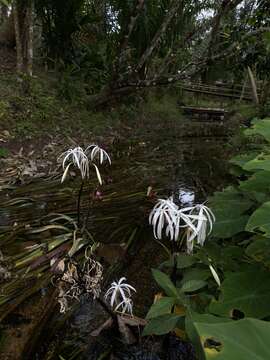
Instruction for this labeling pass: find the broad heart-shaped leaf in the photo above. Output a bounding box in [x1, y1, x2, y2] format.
[209, 186, 253, 238]
[152, 269, 178, 298]
[212, 214, 249, 238]
[209, 186, 253, 214]
[142, 314, 182, 336]
[239, 170, 270, 193]
[181, 267, 211, 283]
[146, 297, 175, 320]
[245, 235, 270, 266]
[181, 280, 207, 293]
[246, 201, 270, 235]
[185, 311, 232, 359]
[229, 152, 259, 169]
[243, 153, 270, 172]
[209, 268, 270, 318]
[194, 318, 270, 360]
[245, 117, 270, 142]
[198, 244, 244, 272]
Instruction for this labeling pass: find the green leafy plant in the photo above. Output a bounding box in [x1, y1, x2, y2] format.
[144, 117, 270, 356]
[187, 117, 270, 358]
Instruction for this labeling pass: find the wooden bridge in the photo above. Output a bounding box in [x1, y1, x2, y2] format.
[180, 106, 228, 122]
[179, 81, 261, 102]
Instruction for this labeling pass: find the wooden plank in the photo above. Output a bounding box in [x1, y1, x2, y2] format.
[180, 86, 253, 100]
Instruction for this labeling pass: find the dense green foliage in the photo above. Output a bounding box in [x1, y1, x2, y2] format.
[146, 118, 270, 358]
[28, 1, 270, 104]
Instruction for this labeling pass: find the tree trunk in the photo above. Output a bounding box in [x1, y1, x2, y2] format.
[0, 4, 8, 24]
[26, 0, 34, 76]
[13, 1, 23, 73]
[13, 0, 34, 76]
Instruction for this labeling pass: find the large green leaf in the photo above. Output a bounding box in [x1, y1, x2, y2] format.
[199, 244, 244, 271]
[152, 269, 179, 298]
[245, 117, 270, 142]
[246, 201, 270, 235]
[229, 152, 259, 169]
[185, 312, 232, 359]
[209, 187, 253, 238]
[143, 314, 182, 336]
[239, 170, 270, 193]
[181, 280, 207, 293]
[146, 297, 175, 319]
[209, 187, 253, 214]
[209, 269, 270, 318]
[212, 214, 249, 238]
[194, 318, 270, 360]
[243, 153, 270, 172]
[181, 267, 211, 283]
[245, 236, 270, 266]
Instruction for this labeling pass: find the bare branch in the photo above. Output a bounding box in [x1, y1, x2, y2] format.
[117, 0, 145, 69]
[206, 0, 244, 60]
[123, 27, 270, 88]
[135, 0, 183, 73]
[121, 0, 145, 52]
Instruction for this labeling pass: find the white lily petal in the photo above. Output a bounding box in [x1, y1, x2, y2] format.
[209, 264, 221, 287]
[93, 164, 103, 185]
[61, 163, 72, 183]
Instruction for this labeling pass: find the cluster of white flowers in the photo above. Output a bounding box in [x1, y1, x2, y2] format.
[58, 144, 111, 184]
[149, 197, 215, 254]
[104, 277, 136, 315]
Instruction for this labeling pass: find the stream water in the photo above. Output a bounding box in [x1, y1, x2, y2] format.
[0, 118, 235, 359]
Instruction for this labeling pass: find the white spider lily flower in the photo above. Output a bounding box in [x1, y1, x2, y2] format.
[182, 203, 215, 252]
[149, 199, 215, 251]
[59, 146, 90, 181]
[114, 297, 134, 315]
[59, 144, 111, 184]
[190, 204, 215, 247]
[86, 145, 111, 165]
[149, 197, 179, 240]
[194, 204, 215, 234]
[149, 198, 203, 242]
[104, 277, 136, 310]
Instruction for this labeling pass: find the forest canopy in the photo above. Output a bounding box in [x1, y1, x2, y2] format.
[0, 0, 269, 106]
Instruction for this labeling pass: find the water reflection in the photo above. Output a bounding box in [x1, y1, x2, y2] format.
[178, 187, 195, 206]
